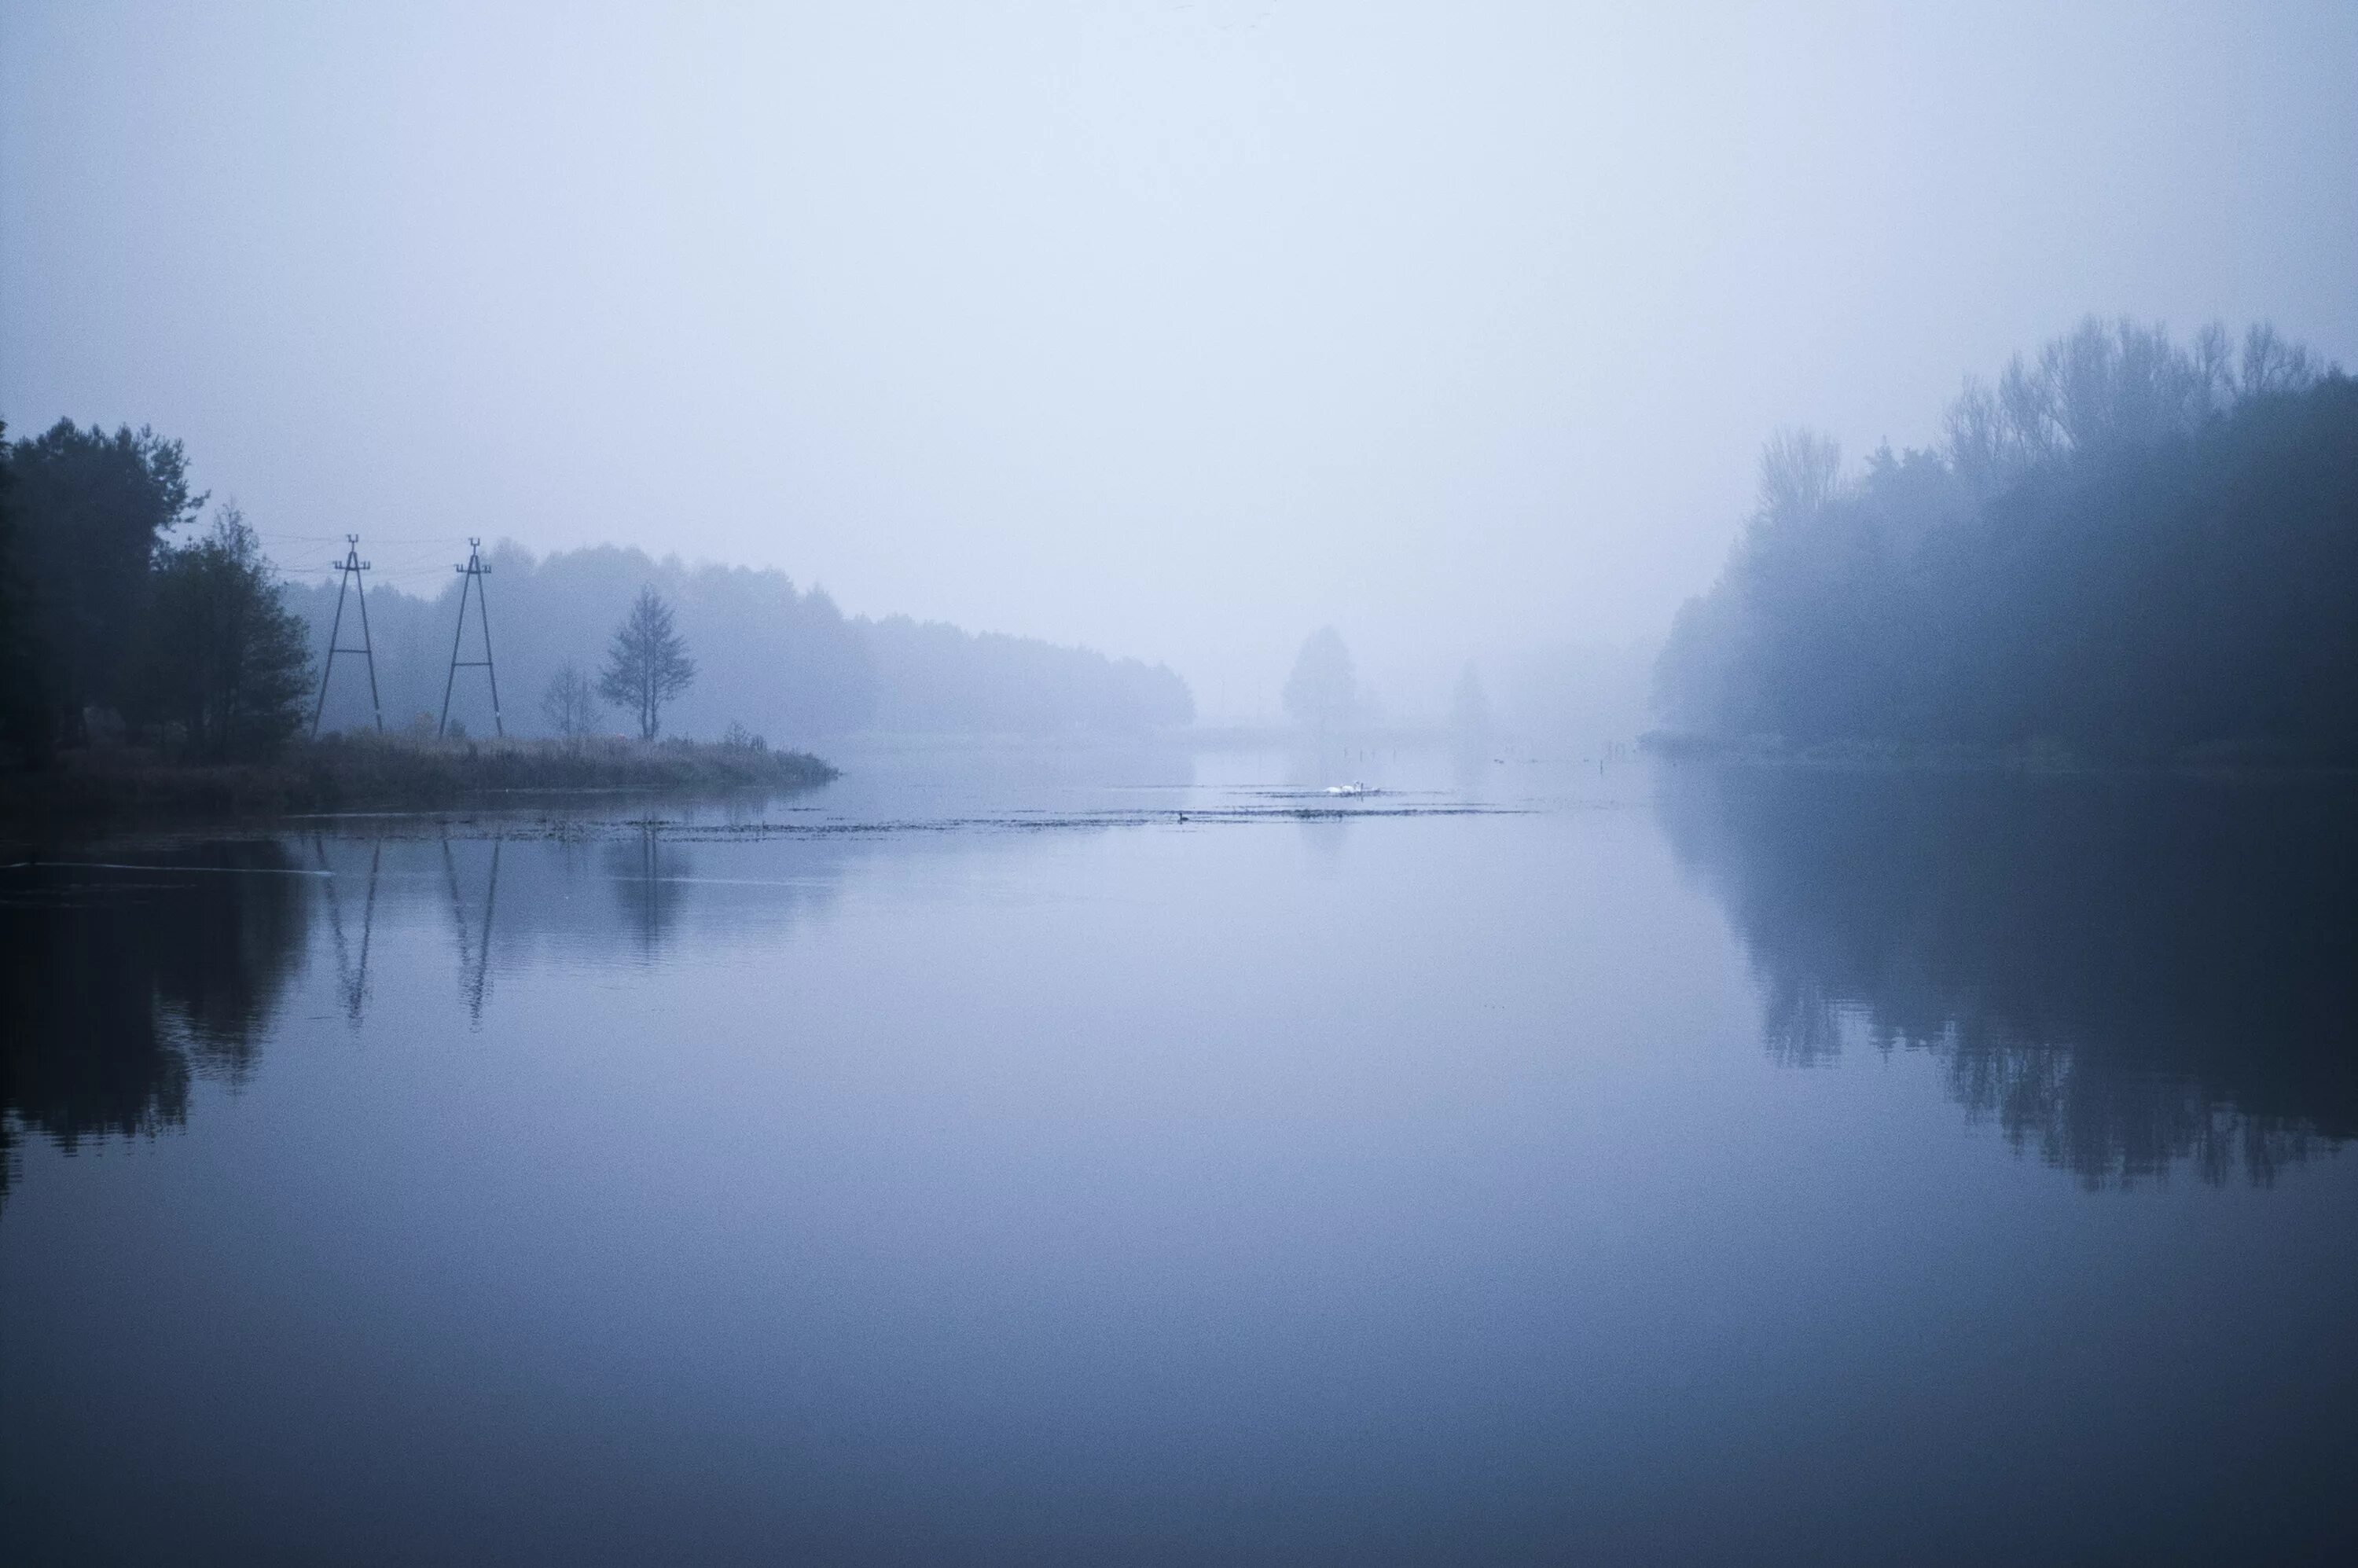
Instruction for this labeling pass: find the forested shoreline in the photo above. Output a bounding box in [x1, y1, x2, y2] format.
[0, 418, 1196, 800]
[1655, 320, 2358, 766]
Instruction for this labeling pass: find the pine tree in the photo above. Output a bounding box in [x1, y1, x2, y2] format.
[127, 506, 312, 759]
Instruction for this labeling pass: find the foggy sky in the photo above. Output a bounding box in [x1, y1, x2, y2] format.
[5, 2, 2355, 720]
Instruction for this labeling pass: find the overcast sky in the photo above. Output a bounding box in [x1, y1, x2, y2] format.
[6, 1, 2355, 718]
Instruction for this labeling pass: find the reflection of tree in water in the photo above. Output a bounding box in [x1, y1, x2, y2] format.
[604, 824, 692, 956]
[1660, 768, 2358, 1187]
[1934, 1023, 2321, 1188]
[1284, 741, 1371, 873]
[0, 843, 311, 1204]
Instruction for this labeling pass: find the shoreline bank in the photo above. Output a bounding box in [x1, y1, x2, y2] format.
[0, 734, 838, 833]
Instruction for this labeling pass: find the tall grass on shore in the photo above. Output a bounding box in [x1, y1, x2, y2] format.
[1, 732, 838, 824]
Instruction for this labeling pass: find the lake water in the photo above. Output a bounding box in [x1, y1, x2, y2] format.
[5, 746, 2355, 1565]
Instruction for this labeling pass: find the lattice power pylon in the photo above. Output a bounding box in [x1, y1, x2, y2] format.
[439, 538, 505, 739]
[311, 534, 384, 737]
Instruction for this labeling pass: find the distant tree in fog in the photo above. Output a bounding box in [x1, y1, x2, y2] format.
[540, 663, 601, 740]
[599, 588, 696, 740]
[1449, 662, 1491, 740]
[1283, 626, 1358, 732]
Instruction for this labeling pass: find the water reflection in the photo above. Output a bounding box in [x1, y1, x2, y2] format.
[0, 843, 313, 1203]
[1659, 766, 2358, 1185]
[604, 823, 690, 956]
[312, 835, 383, 1023]
[0, 821, 856, 1201]
[442, 832, 502, 1019]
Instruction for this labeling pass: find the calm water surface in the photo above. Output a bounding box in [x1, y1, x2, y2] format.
[5, 746, 2355, 1564]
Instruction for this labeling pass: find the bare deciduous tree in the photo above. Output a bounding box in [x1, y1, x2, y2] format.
[540, 662, 601, 740]
[1943, 317, 2321, 494]
[1757, 427, 1844, 524]
[2239, 322, 2322, 399]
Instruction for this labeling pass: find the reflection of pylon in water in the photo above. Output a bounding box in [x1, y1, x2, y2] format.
[439, 538, 504, 738]
[311, 535, 384, 737]
[314, 835, 383, 1023]
[442, 832, 501, 1023]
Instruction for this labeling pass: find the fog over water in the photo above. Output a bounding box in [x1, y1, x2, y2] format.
[6, 2, 2356, 718]
[12, 9, 2358, 1562]
[7, 756, 2357, 1563]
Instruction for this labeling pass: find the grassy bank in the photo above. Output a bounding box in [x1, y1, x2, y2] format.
[0, 733, 838, 826]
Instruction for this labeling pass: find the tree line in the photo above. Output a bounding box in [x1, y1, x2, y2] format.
[1655, 319, 2358, 762]
[0, 420, 714, 762]
[0, 417, 1196, 768]
[296, 544, 1196, 744]
[0, 419, 310, 763]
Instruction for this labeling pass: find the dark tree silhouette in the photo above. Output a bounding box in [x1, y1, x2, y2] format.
[6, 419, 203, 738]
[599, 586, 696, 740]
[0, 420, 59, 765]
[1655, 318, 2356, 763]
[125, 508, 312, 759]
